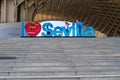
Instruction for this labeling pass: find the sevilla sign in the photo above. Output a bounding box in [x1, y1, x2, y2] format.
[21, 21, 95, 37]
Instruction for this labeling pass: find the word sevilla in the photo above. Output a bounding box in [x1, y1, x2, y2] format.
[21, 21, 95, 37]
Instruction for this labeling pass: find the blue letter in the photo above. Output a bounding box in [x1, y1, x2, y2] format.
[62, 27, 73, 37]
[76, 22, 84, 36]
[21, 22, 25, 37]
[54, 26, 63, 37]
[41, 23, 53, 36]
[83, 26, 95, 37]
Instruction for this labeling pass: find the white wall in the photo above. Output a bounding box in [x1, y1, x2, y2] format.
[0, 22, 21, 38]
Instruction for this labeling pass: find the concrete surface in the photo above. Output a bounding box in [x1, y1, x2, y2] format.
[0, 38, 120, 80]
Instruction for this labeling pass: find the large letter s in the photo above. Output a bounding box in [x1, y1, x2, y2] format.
[41, 23, 53, 36]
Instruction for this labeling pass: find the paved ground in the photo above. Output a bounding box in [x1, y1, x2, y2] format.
[0, 38, 120, 80]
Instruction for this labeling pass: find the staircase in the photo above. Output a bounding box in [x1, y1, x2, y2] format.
[0, 38, 120, 80]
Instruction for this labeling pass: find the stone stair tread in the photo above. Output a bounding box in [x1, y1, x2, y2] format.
[0, 38, 120, 79]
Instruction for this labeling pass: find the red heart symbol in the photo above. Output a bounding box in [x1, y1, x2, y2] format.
[25, 22, 41, 37]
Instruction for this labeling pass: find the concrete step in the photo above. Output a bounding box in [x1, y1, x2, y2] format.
[0, 66, 120, 72]
[0, 38, 120, 80]
[0, 61, 120, 68]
